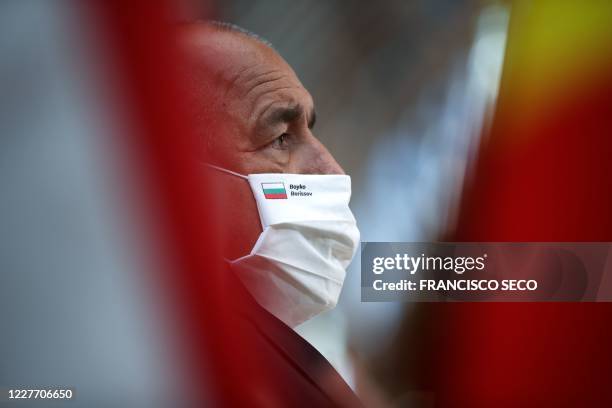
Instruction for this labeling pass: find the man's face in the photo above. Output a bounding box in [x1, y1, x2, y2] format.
[183, 27, 344, 257]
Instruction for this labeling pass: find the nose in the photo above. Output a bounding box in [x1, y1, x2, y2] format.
[296, 134, 345, 175]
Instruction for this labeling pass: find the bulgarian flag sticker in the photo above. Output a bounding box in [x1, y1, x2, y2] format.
[261, 182, 287, 199]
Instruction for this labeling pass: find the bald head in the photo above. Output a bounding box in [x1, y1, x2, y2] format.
[179, 21, 341, 174]
[205, 21, 273, 48]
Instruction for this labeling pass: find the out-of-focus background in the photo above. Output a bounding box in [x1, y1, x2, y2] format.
[2, 0, 612, 406]
[0, 2, 186, 407]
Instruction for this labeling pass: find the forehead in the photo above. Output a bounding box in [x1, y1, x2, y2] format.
[182, 28, 313, 117]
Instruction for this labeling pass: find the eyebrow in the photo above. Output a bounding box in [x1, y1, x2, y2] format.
[257, 104, 317, 132]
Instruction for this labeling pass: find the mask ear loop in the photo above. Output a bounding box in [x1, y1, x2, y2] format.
[205, 163, 249, 180]
[204, 163, 262, 264]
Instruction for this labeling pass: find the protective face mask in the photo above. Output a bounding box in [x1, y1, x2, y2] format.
[208, 164, 360, 328]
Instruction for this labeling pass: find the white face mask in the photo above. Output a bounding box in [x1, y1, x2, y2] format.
[208, 164, 360, 328]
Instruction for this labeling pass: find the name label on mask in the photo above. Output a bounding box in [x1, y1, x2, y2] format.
[289, 183, 313, 197]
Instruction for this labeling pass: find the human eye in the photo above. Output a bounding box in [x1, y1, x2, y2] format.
[268, 133, 291, 150]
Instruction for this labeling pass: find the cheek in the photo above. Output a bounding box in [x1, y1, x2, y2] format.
[215, 176, 262, 259]
[288, 141, 343, 175]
